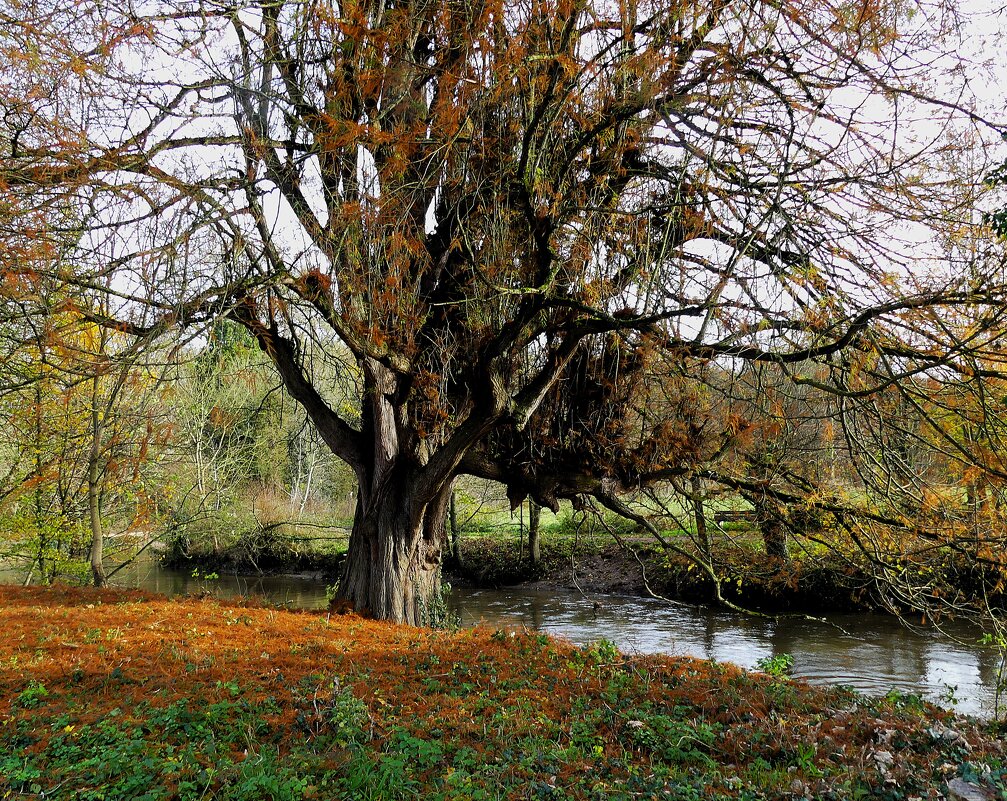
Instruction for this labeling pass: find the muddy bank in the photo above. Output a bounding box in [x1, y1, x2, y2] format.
[444, 537, 886, 615]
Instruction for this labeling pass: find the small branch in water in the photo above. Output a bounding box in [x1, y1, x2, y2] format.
[584, 499, 697, 610]
[586, 495, 851, 632]
[105, 530, 171, 581]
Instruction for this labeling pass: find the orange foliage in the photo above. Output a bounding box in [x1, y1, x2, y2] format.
[1, 583, 1003, 800]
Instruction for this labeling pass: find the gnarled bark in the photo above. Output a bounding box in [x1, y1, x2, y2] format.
[336, 477, 451, 625]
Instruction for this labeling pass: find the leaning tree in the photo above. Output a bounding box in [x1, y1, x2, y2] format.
[5, 0, 1006, 621]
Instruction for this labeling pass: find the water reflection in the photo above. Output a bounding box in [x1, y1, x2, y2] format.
[111, 560, 331, 611]
[0, 559, 999, 717]
[448, 588, 997, 717]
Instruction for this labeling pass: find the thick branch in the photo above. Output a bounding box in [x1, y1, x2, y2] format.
[232, 302, 363, 471]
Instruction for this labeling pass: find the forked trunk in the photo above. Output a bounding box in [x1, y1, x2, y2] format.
[335, 479, 451, 625]
[264, 352, 486, 625]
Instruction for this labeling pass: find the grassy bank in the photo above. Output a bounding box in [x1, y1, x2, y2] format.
[158, 521, 349, 576]
[1, 586, 1005, 800]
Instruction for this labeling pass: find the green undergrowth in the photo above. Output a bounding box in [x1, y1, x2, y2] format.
[652, 546, 873, 613]
[1, 586, 1006, 800]
[653, 544, 1007, 616]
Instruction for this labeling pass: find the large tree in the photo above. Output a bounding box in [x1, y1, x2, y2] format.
[5, 0, 1005, 621]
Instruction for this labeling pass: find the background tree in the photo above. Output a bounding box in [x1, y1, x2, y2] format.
[0, 295, 167, 585]
[6, 0, 1006, 622]
[158, 321, 358, 567]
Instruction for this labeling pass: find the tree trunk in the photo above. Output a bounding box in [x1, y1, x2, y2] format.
[757, 507, 790, 562]
[30, 380, 44, 586]
[257, 347, 502, 625]
[450, 490, 462, 567]
[335, 475, 451, 625]
[691, 476, 712, 565]
[528, 501, 541, 566]
[88, 404, 107, 588]
[88, 478, 107, 587]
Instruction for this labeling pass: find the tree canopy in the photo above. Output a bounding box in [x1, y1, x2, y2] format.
[4, 0, 1007, 622]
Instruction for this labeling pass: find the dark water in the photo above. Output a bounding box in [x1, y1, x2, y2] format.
[3, 558, 1001, 717]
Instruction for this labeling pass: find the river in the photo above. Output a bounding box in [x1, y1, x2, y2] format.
[3, 557, 1002, 718]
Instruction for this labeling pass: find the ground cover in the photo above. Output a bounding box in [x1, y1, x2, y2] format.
[1, 586, 1005, 799]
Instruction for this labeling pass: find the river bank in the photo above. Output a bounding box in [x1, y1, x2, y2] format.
[158, 533, 1007, 627]
[16, 553, 996, 717]
[444, 537, 881, 615]
[160, 533, 874, 614]
[2, 584, 1005, 800]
